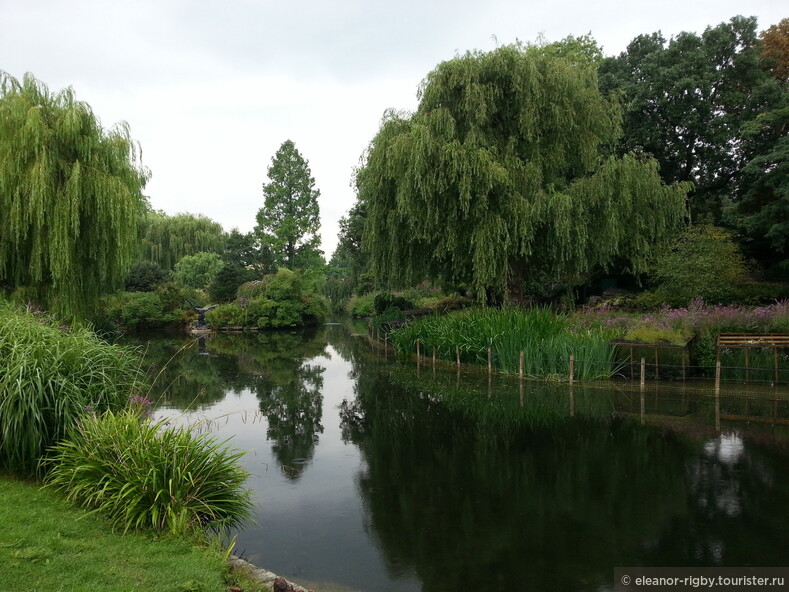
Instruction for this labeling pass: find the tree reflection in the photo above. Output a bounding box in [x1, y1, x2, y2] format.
[212, 330, 328, 480]
[340, 358, 789, 591]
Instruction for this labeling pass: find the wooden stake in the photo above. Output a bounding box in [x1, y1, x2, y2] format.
[456, 346, 460, 368]
[487, 347, 492, 374]
[715, 360, 721, 393]
[640, 357, 646, 388]
[519, 351, 524, 379]
[416, 338, 421, 359]
[569, 354, 575, 384]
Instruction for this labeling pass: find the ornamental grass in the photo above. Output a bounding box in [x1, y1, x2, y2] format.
[0, 301, 142, 475]
[45, 409, 254, 535]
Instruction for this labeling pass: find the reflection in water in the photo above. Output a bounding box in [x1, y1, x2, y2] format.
[138, 325, 789, 592]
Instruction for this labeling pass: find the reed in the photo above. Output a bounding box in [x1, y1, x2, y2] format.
[389, 308, 619, 380]
[0, 302, 143, 474]
[45, 410, 254, 535]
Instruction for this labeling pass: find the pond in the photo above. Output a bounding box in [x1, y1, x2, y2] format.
[135, 322, 789, 592]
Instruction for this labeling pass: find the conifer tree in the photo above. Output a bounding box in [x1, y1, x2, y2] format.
[255, 140, 322, 270]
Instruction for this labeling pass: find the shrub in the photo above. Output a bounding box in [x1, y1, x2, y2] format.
[373, 292, 416, 315]
[419, 293, 474, 312]
[124, 261, 170, 292]
[45, 410, 253, 535]
[347, 292, 376, 317]
[172, 252, 224, 290]
[99, 292, 190, 331]
[0, 302, 143, 475]
[204, 303, 244, 328]
[650, 224, 749, 305]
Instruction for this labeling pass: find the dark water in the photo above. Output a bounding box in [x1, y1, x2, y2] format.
[136, 323, 789, 592]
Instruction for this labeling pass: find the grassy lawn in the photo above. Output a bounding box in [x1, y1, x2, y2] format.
[0, 475, 263, 592]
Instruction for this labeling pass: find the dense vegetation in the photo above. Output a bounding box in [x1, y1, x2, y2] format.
[0, 73, 148, 320]
[0, 301, 142, 474]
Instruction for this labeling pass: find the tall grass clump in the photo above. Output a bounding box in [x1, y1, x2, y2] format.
[0, 302, 143, 474]
[45, 410, 254, 535]
[389, 308, 619, 380]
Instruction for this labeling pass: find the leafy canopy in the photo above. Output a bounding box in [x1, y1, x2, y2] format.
[255, 140, 322, 270]
[0, 72, 149, 319]
[140, 211, 226, 270]
[357, 41, 689, 301]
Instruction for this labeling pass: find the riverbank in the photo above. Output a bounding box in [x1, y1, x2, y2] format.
[0, 475, 282, 592]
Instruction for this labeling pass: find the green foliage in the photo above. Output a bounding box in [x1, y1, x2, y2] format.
[621, 325, 693, 345]
[207, 264, 245, 303]
[389, 308, 620, 380]
[358, 43, 688, 302]
[373, 292, 416, 315]
[650, 225, 749, 305]
[0, 302, 142, 475]
[45, 410, 253, 535]
[140, 212, 226, 271]
[346, 292, 377, 317]
[172, 252, 224, 290]
[255, 140, 322, 269]
[98, 291, 191, 331]
[0, 72, 149, 319]
[124, 261, 170, 292]
[599, 16, 785, 222]
[206, 269, 328, 329]
[419, 294, 474, 312]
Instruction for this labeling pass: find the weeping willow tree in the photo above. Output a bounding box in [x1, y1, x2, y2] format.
[140, 211, 226, 270]
[357, 41, 690, 302]
[0, 72, 149, 319]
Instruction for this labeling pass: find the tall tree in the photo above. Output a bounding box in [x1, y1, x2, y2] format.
[760, 18, 789, 84]
[357, 42, 689, 302]
[598, 16, 784, 222]
[140, 211, 226, 270]
[255, 140, 322, 270]
[0, 72, 149, 318]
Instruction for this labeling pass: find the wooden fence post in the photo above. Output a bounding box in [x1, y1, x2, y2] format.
[569, 354, 575, 384]
[488, 347, 492, 374]
[640, 357, 646, 388]
[715, 360, 721, 393]
[519, 351, 524, 379]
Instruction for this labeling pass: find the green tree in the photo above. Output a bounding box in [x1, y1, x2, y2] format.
[172, 252, 224, 290]
[0, 72, 149, 318]
[650, 224, 749, 304]
[357, 42, 689, 303]
[255, 140, 322, 269]
[141, 211, 226, 270]
[599, 16, 784, 222]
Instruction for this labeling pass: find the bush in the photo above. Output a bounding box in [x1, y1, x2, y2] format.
[172, 252, 224, 290]
[651, 225, 749, 305]
[45, 410, 253, 535]
[347, 292, 376, 317]
[0, 302, 142, 475]
[373, 292, 415, 315]
[124, 261, 170, 292]
[419, 293, 474, 312]
[99, 292, 190, 331]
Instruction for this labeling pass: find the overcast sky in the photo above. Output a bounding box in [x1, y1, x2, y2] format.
[1, 0, 785, 258]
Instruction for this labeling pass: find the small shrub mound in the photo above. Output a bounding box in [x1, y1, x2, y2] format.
[46, 410, 254, 535]
[0, 302, 142, 475]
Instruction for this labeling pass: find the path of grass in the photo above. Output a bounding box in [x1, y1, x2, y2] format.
[0, 475, 264, 592]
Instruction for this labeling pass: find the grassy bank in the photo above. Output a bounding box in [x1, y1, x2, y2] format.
[0, 475, 264, 592]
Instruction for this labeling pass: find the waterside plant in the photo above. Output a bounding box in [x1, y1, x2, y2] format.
[0, 301, 143, 475]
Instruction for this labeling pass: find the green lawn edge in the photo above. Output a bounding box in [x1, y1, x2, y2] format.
[0, 475, 266, 592]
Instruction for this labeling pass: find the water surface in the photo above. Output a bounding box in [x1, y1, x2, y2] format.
[137, 323, 789, 592]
